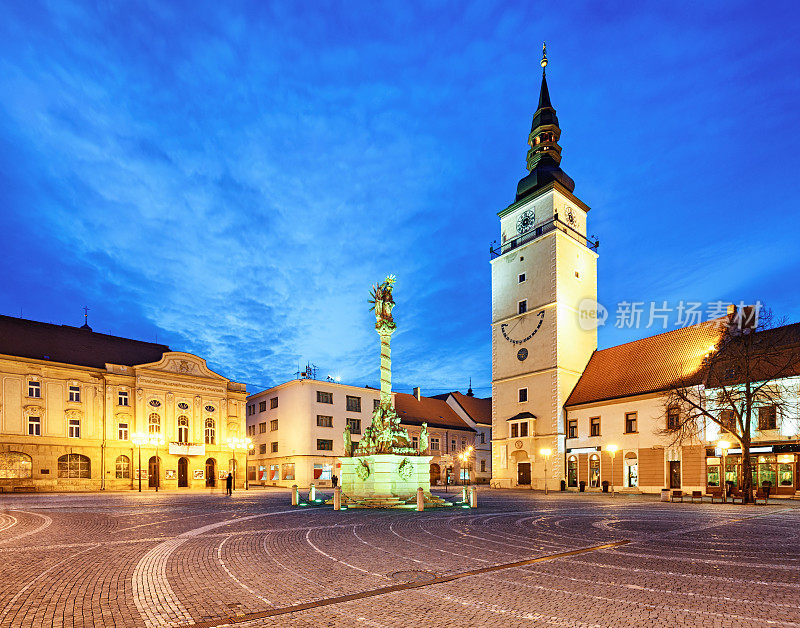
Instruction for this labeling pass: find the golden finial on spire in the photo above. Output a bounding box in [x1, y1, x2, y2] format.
[541, 41, 547, 75]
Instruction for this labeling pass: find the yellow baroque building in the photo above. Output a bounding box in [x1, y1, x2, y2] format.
[0, 315, 247, 492]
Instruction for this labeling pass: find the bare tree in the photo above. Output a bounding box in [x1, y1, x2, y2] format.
[661, 308, 800, 503]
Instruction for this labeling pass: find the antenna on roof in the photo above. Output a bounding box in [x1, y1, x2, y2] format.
[80, 306, 92, 331]
[467, 377, 474, 397]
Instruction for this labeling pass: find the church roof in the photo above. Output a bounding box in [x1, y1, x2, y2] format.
[394, 392, 476, 432]
[0, 314, 170, 369]
[565, 321, 726, 407]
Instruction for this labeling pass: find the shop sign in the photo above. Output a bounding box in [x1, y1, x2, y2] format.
[169, 442, 206, 456]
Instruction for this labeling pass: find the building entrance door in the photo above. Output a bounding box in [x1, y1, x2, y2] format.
[178, 457, 189, 488]
[669, 461, 681, 489]
[517, 462, 531, 485]
[205, 458, 216, 487]
[148, 456, 160, 489]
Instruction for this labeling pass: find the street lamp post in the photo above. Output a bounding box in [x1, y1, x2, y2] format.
[717, 439, 731, 503]
[152, 434, 164, 492]
[458, 446, 474, 486]
[539, 448, 552, 495]
[131, 432, 147, 492]
[606, 444, 619, 497]
[228, 437, 253, 491]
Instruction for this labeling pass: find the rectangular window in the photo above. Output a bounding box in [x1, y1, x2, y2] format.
[451, 438, 456, 451]
[511, 423, 519, 438]
[430, 437, 440, 451]
[518, 388, 527, 403]
[317, 415, 333, 427]
[519, 422, 529, 437]
[317, 439, 334, 451]
[259, 400, 267, 412]
[271, 441, 278, 453]
[346, 396, 362, 412]
[720, 409, 736, 432]
[317, 391, 333, 404]
[28, 416, 41, 436]
[270, 396, 278, 409]
[667, 407, 680, 430]
[373, 399, 380, 410]
[412, 435, 419, 449]
[518, 272, 526, 283]
[480, 432, 485, 444]
[346, 418, 361, 434]
[590, 417, 601, 437]
[28, 381, 41, 398]
[480, 459, 486, 472]
[259, 443, 267, 454]
[68, 386, 81, 402]
[270, 419, 278, 431]
[118, 390, 129, 406]
[281, 463, 295, 480]
[568, 419, 577, 439]
[259, 422, 267, 433]
[313, 463, 333, 481]
[118, 422, 128, 440]
[270, 464, 280, 481]
[625, 412, 638, 434]
[758, 405, 777, 431]
[518, 300, 527, 314]
[68, 418, 81, 438]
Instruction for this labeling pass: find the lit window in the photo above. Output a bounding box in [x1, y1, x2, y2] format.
[0, 452, 32, 478]
[346, 418, 361, 434]
[281, 463, 294, 480]
[28, 381, 41, 398]
[118, 391, 129, 406]
[205, 418, 215, 444]
[118, 422, 129, 441]
[68, 386, 81, 402]
[28, 416, 41, 436]
[177, 416, 189, 443]
[317, 415, 333, 428]
[58, 453, 90, 478]
[68, 418, 81, 438]
[149, 413, 161, 435]
[115, 455, 130, 479]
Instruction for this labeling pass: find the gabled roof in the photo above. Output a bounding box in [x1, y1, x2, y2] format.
[565, 321, 725, 407]
[448, 392, 492, 425]
[394, 392, 476, 432]
[0, 314, 170, 369]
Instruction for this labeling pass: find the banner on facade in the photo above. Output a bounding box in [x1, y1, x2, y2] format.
[168, 442, 206, 456]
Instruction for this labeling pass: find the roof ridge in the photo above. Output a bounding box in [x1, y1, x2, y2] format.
[595, 317, 725, 353]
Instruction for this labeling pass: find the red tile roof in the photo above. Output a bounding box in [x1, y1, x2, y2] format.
[565, 321, 725, 407]
[394, 392, 476, 432]
[448, 392, 492, 425]
[0, 315, 170, 369]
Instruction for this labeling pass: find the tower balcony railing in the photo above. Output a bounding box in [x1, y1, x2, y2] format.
[489, 215, 599, 259]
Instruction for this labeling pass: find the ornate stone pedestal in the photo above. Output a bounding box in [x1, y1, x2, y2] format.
[336, 454, 448, 508]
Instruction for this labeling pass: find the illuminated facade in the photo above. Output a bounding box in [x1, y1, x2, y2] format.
[0, 315, 247, 491]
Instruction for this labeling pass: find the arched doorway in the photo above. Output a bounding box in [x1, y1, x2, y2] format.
[624, 452, 639, 488]
[148, 456, 161, 489]
[510, 449, 530, 486]
[205, 458, 216, 487]
[567, 456, 578, 488]
[430, 463, 440, 485]
[178, 457, 189, 488]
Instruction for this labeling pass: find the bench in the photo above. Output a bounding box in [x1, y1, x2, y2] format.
[691, 490, 703, 502]
[754, 488, 769, 505]
[729, 489, 744, 503]
[670, 490, 684, 502]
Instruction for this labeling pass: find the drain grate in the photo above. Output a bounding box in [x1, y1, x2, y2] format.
[390, 570, 437, 583]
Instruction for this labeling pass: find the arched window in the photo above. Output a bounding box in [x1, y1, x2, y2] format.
[177, 416, 190, 443]
[567, 455, 578, 488]
[58, 454, 90, 478]
[205, 418, 215, 444]
[115, 455, 130, 479]
[0, 452, 32, 479]
[149, 413, 161, 435]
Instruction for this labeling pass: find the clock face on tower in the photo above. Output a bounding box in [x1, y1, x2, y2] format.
[516, 209, 535, 235]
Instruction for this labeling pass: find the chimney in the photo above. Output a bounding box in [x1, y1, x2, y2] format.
[412, 387, 421, 401]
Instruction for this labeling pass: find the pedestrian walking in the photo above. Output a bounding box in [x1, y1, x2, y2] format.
[226, 472, 233, 496]
[332, 474, 338, 488]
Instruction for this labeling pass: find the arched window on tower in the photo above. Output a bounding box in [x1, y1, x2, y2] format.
[205, 418, 215, 445]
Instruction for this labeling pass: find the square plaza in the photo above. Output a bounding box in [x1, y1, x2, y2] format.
[1, 489, 798, 627]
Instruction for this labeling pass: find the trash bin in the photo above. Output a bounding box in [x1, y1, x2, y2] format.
[560, 479, 566, 491]
[579, 481, 585, 492]
[602, 481, 609, 493]
[660, 488, 670, 502]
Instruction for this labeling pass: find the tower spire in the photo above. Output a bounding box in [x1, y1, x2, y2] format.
[515, 43, 575, 201]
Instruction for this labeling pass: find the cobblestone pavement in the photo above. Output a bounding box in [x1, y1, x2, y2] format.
[1, 488, 799, 627]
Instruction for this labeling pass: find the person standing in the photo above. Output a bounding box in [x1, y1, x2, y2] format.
[332, 474, 338, 488]
[225, 472, 233, 496]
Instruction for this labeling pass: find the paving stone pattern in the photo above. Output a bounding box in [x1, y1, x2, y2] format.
[0, 489, 798, 627]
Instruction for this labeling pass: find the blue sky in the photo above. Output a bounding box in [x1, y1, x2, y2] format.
[1, 1, 799, 397]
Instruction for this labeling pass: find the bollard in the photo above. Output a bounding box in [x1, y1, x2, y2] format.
[333, 486, 341, 511]
[291, 484, 298, 506]
[469, 486, 477, 508]
[461, 486, 468, 503]
[309, 483, 316, 502]
[416, 487, 424, 511]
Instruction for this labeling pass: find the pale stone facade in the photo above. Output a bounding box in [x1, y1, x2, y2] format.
[0, 322, 247, 492]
